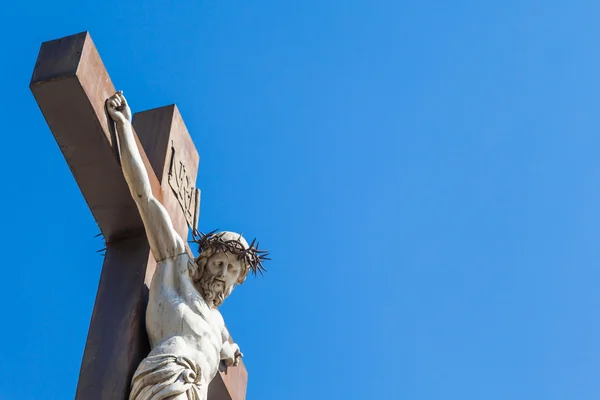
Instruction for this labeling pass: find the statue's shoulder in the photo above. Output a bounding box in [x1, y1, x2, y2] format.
[155, 252, 193, 278]
[157, 251, 191, 264]
[211, 308, 225, 330]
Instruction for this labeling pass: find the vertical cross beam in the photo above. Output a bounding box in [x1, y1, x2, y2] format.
[30, 32, 247, 400]
[75, 104, 200, 400]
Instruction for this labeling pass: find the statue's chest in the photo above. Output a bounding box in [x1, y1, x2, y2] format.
[190, 303, 223, 336]
[148, 255, 224, 343]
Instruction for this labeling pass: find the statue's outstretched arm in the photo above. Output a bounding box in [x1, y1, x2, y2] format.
[107, 91, 185, 261]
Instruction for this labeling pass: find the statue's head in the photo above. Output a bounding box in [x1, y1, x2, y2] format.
[190, 231, 269, 307]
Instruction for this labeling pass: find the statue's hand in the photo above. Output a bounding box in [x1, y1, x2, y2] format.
[107, 91, 132, 124]
[226, 343, 243, 367]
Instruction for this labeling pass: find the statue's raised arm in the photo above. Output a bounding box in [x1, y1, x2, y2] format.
[107, 91, 185, 261]
[108, 91, 271, 400]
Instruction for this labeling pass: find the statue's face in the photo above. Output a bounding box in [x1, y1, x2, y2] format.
[206, 252, 243, 291]
[197, 252, 243, 307]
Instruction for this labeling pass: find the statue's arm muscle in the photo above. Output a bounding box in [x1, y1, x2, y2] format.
[110, 94, 185, 261]
[220, 325, 233, 358]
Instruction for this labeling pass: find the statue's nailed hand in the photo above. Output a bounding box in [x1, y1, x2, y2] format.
[107, 91, 132, 124]
[226, 343, 243, 367]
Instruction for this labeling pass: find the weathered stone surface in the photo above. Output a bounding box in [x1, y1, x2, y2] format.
[30, 32, 248, 400]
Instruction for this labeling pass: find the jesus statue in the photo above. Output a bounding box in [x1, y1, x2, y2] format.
[106, 91, 268, 400]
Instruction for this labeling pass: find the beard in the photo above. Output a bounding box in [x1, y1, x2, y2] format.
[198, 275, 227, 307]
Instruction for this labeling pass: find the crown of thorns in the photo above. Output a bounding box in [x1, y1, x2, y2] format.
[191, 230, 270, 276]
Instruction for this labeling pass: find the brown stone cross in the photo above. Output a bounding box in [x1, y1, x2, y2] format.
[30, 32, 247, 400]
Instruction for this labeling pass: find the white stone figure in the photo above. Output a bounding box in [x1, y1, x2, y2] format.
[107, 92, 267, 400]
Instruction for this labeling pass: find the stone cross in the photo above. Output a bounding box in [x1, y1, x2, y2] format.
[30, 32, 248, 400]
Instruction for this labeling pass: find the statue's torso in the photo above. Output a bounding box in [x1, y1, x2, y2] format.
[145, 253, 224, 381]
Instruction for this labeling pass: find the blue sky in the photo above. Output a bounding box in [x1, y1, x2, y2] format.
[1, 0, 600, 399]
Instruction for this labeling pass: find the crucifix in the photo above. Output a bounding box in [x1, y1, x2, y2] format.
[30, 32, 261, 400]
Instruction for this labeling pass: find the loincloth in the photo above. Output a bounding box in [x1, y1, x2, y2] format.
[129, 353, 205, 400]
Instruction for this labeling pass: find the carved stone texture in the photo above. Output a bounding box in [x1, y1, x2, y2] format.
[30, 32, 247, 400]
[108, 91, 252, 400]
[168, 145, 201, 232]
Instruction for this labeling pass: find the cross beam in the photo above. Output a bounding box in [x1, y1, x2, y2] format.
[30, 32, 247, 400]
